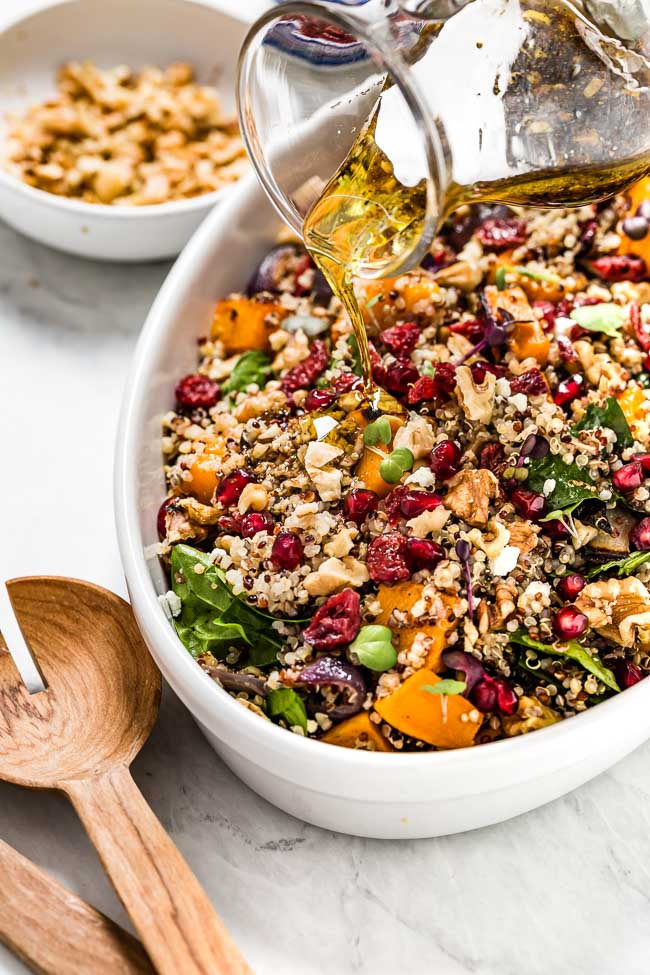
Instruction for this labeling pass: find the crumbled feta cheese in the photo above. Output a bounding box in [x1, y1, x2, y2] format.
[543, 478, 556, 496]
[490, 545, 520, 577]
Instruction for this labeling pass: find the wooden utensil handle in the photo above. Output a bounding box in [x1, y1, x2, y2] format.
[0, 837, 153, 975]
[65, 767, 252, 975]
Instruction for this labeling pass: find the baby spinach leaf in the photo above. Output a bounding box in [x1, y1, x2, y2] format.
[526, 453, 599, 511]
[421, 679, 467, 696]
[572, 397, 633, 448]
[266, 688, 308, 732]
[586, 550, 650, 579]
[509, 630, 620, 692]
[569, 303, 627, 338]
[171, 544, 282, 666]
[223, 350, 272, 395]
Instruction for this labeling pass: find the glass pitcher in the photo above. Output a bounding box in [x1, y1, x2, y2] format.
[237, 0, 650, 279]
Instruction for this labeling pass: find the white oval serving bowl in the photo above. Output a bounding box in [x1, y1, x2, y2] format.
[116, 173, 650, 838]
[0, 0, 249, 262]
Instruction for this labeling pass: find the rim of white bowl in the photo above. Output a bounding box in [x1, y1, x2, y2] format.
[0, 0, 249, 220]
[115, 172, 650, 772]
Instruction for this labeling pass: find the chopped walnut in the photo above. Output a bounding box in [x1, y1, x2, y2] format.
[444, 469, 499, 527]
[234, 387, 287, 422]
[303, 557, 369, 596]
[507, 519, 540, 556]
[575, 577, 650, 647]
[455, 365, 497, 424]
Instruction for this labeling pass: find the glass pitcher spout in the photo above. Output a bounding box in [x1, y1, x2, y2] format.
[238, 0, 650, 279]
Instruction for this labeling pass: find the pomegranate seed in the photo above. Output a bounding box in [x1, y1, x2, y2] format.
[343, 489, 379, 525]
[476, 217, 527, 251]
[510, 488, 546, 520]
[305, 388, 335, 411]
[384, 361, 419, 398]
[240, 511, 274, 538]
[399, 491, 443, 519]
[589, 254, 647, 282]
[553, 605, 588, 640]
[635, 454, 650, 474]
[543, 518, 570, 541]
[303, 589, 361, 650]
[553, 374, 585, 406]
[216, 469, 256, 508]
[471, 679, 498, 712]
[381, 321, 420, 356]
[156, 497, 177, 540]
[493, 678, 518, 716]
[510, 369, 547, 396]
[470, 361, 507, 384]
[630, 517, 650, 550]
[616, 660, 644, 688]
[333, 372, 361, 394]
[281, 338, 328, 394]
[175, 374, 221, 409]
[556, 573, 586, 601]
[271, 530, 304, 569]
[612, 461, 645, 493]
[404, 537, 444, 571]
[479, 443, 506, 477]
[428, 440, 462, 481]
[367, 533, 410, 584]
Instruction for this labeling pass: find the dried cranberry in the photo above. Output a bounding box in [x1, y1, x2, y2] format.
[510, 369, 547, 396]
[434, 362, 458, 395]
[629, 300, 650, 352]
[557, 335, 578, 363]
[476, 217, 527, 252]
[533, 300, 558, 331]
[305, 388, 336, 411]
[493, 678, 518, 716]
[511, 489, 546, 521]
[589, 255, 647, 282]
[616, 659, 644, 689]
[553, 374, 585, 406]
[240, 511, 274, 538]
[218, 513, 242, 535]
[216, 469, 256, 508]
[367, 533, 410, 584]
[399, 491, 443, 519]
[383, 486, 410, 526]
[381, 321, 421, 356]
[449, 319, 485, 343]
[281, 338, 328, 394]
[333, 372, 361, 394]
[384, 361, 419, 398]
[480, 443, 506, 477]
[271, 530, 304, 569]
[404, 537, 444, 571]
[407, 376, 439, 405]
[343, 489, 379, 525]
[471, 679, 497, 713]
[553, 605, 588, 640]
[556, 574, 586, 602]
[612, 461, 645, 493]
[577, 219, 598, 257]
[303, 589, 361, 650]
[428, 440, 462, 481]
[175, 374, 221, 409]
[630, 517, 650, 551]
[156, 497, 178, 540]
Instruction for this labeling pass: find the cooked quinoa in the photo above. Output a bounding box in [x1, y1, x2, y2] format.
[158, 189, 650, 752]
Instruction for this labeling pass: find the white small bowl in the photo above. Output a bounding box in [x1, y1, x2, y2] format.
[115, 172, 650, 839]
[0, 0, 249, 262]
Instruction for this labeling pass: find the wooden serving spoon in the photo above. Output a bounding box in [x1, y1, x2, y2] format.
[0, 577, 252, 975]
[0, 836, 154, 974]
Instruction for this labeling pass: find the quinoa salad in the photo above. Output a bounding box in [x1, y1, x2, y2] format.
[158, 179, 650, 753]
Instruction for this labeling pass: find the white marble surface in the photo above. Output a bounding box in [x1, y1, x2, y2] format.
[2, 1, 650, 973]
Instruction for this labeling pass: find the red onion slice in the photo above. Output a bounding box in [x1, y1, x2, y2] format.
[294, 656, 366, 720]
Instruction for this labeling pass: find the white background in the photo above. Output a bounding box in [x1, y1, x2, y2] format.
[2, 1, 650, 973]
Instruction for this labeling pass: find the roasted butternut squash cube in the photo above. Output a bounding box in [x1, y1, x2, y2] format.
[375, 670, 480, 749]
[322, 712, 394, 752]
[211, 297, 288, 355]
